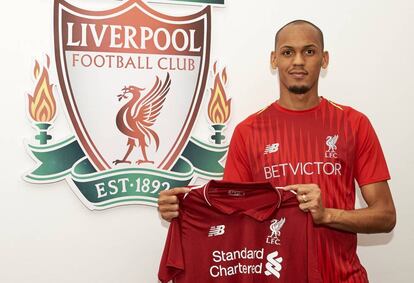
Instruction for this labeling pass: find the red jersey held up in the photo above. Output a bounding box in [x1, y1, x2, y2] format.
[223, 97, 391, 283]
[158, 180, 322, 283]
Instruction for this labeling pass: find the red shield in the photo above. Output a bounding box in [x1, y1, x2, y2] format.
[54, 0, 211, 171]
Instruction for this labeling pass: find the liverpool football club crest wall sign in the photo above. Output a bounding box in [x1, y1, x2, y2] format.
[24, 0, 231, 210]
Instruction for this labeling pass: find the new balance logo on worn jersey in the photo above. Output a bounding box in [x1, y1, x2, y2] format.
[265, 251, 283, 278]
[264, 143, 279, 154]
[208, 225, 225, 237]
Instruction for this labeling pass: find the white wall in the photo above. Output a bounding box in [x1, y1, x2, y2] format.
[1, 0, 413, 282]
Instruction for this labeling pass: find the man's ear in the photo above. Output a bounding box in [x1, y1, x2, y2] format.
[270, 51, 277, 70]
[322, 51, 329, 69]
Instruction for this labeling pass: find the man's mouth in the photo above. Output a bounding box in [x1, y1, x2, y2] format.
[289, 70, 308, 79]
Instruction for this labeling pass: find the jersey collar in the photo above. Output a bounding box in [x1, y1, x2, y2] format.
[203, 180, 282, 221]
[273, 96, 326, 114]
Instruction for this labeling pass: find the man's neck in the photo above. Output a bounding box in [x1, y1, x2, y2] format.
[277, 92, 321, 111]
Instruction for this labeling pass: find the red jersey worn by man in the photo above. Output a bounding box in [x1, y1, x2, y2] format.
[158, 180, 322, 283]
[223, 97, 390, 283]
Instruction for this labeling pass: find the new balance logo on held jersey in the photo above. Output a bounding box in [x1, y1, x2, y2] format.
[264, 251, 283, 278]
[208, 225, 225, 237]
[264, 143, 279, 154]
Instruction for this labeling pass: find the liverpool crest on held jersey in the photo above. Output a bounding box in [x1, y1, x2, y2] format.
[24, 0, 231, 210]
[266, 218, 285, 245]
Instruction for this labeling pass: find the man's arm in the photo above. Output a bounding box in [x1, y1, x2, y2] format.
[285, 181, 396, 233]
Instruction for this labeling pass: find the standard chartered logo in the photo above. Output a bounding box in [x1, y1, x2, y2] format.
[264, 251, 283, 278]
[209, 248, 264, 278]
[209, 249, 283, 279]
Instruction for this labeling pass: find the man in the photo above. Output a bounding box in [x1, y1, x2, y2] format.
[158, 20, 396, 282]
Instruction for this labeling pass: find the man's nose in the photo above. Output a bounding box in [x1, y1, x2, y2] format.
[292, 53, 305, 65]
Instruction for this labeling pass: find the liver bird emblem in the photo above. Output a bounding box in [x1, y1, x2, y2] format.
[113, 73, 171, 166]
[326, 135, 339, 152]
[270, 217, 286, 238]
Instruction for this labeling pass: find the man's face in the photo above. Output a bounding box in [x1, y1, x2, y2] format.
[271, 24, 329, 95]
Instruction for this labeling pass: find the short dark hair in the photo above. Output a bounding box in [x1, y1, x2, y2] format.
[274, 20, 324, 50]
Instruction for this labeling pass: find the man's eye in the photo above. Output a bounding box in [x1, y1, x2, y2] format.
[282, 50, 293, 56]
[305, 49, 315, 55]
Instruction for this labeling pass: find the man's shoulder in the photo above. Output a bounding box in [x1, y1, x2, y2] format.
[324, 98, 368, 121]
[234, 103, 275, 129]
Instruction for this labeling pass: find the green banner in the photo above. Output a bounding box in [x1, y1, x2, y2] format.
[25, 136, 227, 209]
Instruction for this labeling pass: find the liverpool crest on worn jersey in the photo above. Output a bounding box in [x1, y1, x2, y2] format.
[325, 135, 339, 158]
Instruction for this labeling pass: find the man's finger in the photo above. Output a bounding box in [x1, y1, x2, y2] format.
[162, 211, 179, 222]
[285, 184, 318, 195]
[157, 194, 178, 205]
[161, 187, 191, 196]
[158, 187, 191, 206]
[299, 203, 310, 212]
[281, 184, 299, 191]
[158, 203, 179, 213]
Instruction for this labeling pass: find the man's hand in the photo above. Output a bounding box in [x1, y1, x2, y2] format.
[283, 181, 396, 233]
[283, 184, 327, 225]
[157, 187, 191, 222]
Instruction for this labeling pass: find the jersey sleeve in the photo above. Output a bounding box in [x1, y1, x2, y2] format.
[158, 218, 184, 283]
[353, 114, 390, 187]
[223, 124, 253, 182]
